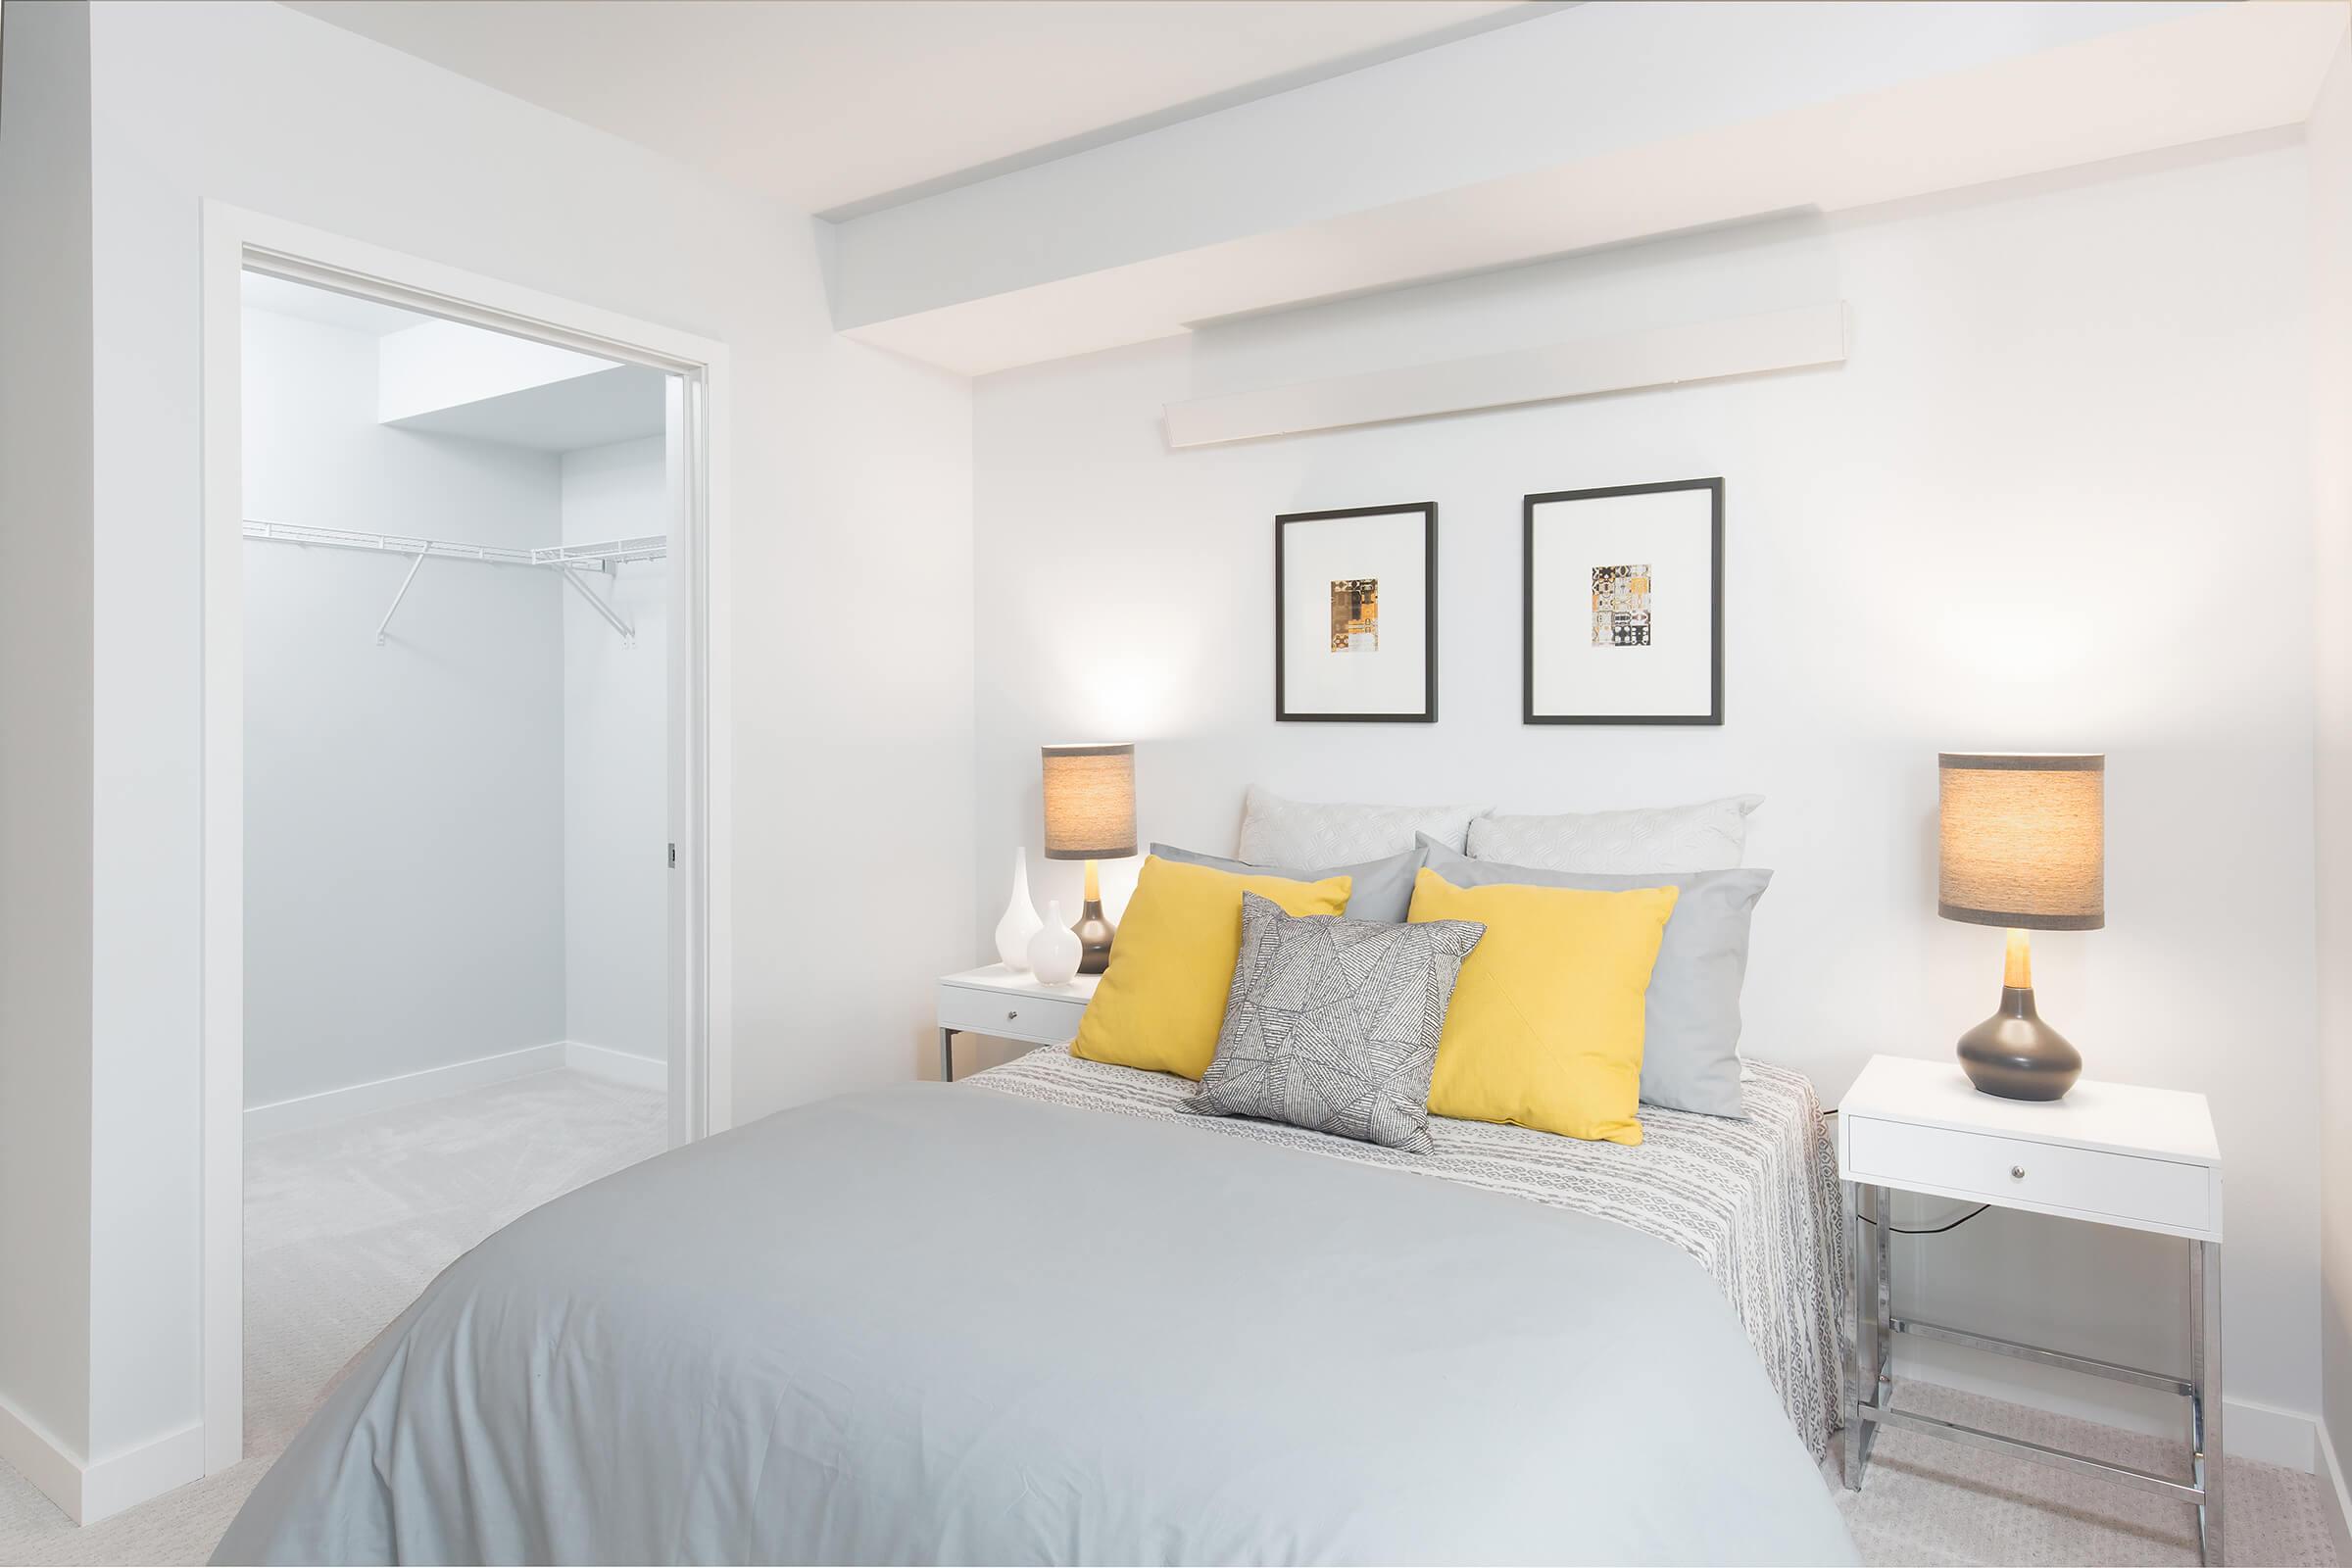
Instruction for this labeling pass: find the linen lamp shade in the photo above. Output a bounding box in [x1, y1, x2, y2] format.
[1042, 744, 1136, 860]
[1937, 754, 2104, 930]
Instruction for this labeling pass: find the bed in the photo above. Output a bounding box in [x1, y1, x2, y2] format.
[216, 1056, 1857, 1565]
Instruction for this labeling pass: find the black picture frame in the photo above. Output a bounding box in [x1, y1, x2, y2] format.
[1522, 477, 1723, 726]
[1274, 502, 1438, 723]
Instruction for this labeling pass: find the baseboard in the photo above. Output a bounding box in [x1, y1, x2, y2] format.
[0, 1394, 203, 1526]
[79, 1421, 203, 1525]
[244, 1040, 666, 1139]
[1893, 1341, 2317, 1471]
[2322, 1419, 2352, 1568]
[563, 1040, 665, 1089]
[243, 1042, 567, 1139]
[0, 1391, 83, 1523]
[2230, 1395, 2321, 1473]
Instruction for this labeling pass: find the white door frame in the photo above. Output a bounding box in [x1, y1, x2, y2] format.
[198, 202, 734, 1475]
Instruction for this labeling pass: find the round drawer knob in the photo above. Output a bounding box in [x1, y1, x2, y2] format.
[2011, 1165, 2027, 1180]
[1006, 1009, 1019, 1020]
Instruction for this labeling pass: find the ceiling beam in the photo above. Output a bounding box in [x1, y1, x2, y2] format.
[827, 1, 2344, 376]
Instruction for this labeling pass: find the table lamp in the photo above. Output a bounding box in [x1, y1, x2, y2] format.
[1042, 742, 1136, 975]
[1937, 753, 2104, 1101]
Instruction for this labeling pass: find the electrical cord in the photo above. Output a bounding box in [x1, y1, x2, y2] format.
[1865, 1203, 1991, 1236]
[1817, 1107, 1993, 1236]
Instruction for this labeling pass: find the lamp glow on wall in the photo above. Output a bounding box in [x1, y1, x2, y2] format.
[1042, 743, 1136, 975]
[1937, 753, 2104, 1101]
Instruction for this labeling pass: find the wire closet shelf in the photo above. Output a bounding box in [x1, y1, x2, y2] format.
[242, 518, 665, 646]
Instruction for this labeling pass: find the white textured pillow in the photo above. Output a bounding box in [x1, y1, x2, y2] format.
[1238, 785, 1488, 864]
[1465, 795, 1763, 873]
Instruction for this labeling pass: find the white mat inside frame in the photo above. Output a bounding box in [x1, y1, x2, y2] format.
[1161, 301, 1848, 448]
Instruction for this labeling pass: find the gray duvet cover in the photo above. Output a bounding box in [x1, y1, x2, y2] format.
[217, 1083, 1855, 1566]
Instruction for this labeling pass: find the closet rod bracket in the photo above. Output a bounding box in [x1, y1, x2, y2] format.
[375, 548, 431, 645]
[562, 564, 636, 647]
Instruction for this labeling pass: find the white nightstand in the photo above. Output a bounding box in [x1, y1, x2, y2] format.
[1838, 1054, 2226, 1562]
[935, 964, 1100, 1082]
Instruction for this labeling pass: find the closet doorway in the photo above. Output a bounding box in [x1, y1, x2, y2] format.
[198, 209, 732, 1477]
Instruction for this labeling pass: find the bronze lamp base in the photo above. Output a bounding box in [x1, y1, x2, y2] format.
[1073, 858, 1115, 975]
[1958, 987, 2082, 1101]
[1957, 930, 2081, 1101]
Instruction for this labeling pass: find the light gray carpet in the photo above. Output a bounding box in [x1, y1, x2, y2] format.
[0, 1069, 666, 1568]
[2, 1075, 2340, 1567]
[1831, 1381, 2340, 1566]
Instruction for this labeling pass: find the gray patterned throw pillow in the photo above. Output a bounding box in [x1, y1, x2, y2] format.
[1186, 892, 1484, 1152]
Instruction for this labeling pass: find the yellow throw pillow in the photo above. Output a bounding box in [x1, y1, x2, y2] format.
[1072, 856, 1351, 1081]
[1408, 867, 1679, 1145]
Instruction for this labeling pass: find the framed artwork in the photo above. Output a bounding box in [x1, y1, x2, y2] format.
[1275, 503, 1437, 722]
[1524, 478, 1722, 725]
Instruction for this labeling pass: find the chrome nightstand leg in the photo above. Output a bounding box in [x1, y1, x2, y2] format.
[1844, 1181, 1863, 1486]
[2191, 1240, 2224, 1565]
[1874, 1184, 1893, 1409]
[939, 1027, 957, 1084]
[1846, 1181, 1886, 1488]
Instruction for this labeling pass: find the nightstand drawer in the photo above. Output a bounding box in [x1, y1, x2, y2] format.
[1844, 1115, 2211, 1234]
[938, 983, 1089, 1046]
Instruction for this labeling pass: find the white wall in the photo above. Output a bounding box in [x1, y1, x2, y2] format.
[69, 0, 973, 1490]
[0, 0, 97, 1469]
[562, 436, 668, 1065]
[241, 305, 566, 1110]
[2308, 34, 2352, 1502]
[974, 140, 2322, 1436]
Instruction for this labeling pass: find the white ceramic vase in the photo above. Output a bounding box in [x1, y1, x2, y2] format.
[1027, 901, 1082, 986]
[993, 848, 1045, 970]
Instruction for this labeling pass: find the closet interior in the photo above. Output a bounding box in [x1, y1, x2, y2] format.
[237, 269, 674, 1442]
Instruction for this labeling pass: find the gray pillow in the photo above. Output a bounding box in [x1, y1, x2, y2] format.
[1466, 794, 1762, 873]
[1186, 892, 1484, 1152]
[1237, 785, 1488, 863]
[1149, 841, 1426, 924]
[1419, 835, 1770, 1119]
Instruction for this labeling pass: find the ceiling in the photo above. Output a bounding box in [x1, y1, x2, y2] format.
[383, 367, 669, 454]
[272, 0, 2344, 379]
[281, 0, 1548, 217]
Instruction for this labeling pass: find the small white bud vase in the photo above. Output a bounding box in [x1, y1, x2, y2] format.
[994, 848, 1044, 971]
[1027, 901, 1082, 986]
